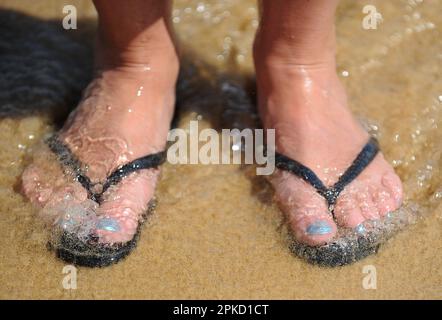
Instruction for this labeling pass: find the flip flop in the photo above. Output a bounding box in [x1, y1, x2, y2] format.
[44, 134, 166, 267]
[274, 137, 406, 267]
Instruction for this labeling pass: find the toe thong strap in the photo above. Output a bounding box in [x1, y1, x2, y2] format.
[101, 152, 166, 195]
[46, 134, 166, 203]
[275, 137, 380, 211]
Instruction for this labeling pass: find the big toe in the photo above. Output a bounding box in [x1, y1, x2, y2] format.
[96, 206, 139, 244]
[290, 213, 337, 246]
[272, 172, 337, 246]
[95, 169, 159, 244]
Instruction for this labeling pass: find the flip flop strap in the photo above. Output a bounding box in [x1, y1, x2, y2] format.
[46, 134, 166, 203]
[275, 137, 379, 212]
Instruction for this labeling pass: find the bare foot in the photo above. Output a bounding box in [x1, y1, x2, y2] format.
[254, 42, 403, 247]
[22, 2, 179, 244]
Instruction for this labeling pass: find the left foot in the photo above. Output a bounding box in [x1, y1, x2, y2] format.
[254, 40, 403, 246]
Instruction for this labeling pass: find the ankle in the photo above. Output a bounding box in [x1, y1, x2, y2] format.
[94, 34, 179, 77]
[91, 39, 179, 115]
[253, 27, 336, 68]
[255, 57, 344, 125]
[97, 41, 179, 67]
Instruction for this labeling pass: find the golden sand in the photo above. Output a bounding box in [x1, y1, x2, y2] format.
[0, 0, 441, 299]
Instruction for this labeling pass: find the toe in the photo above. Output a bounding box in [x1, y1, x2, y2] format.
[95, 169, 158, 244]
[359, 190, 380, 220]
[96, 206, 139, 243]
[337, 207, 365, 229]
[334, 193, 366, 229]
[381, 171, 404, 209]
[271, 171, 337, 246]
[41, 183, 88, 215]
[373, 187, 398, 217]
[290, 213, 337, 246]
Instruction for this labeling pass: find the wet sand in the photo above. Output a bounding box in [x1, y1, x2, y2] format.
[0, 0, 441, 299]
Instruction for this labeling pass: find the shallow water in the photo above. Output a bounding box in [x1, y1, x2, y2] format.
[0, 0, 441, 299]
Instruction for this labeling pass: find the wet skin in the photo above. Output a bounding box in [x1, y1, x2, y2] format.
[254, 0, 403, 246]
[22, 0, 403, 247]
[22, 0, 179, 244]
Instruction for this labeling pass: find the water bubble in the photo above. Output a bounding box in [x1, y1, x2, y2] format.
[426, 22, 435, 29]
[196, 4, 205, 13]
[355, 224, 366, 234]
[236, 54, 245, 63]
[42, 196, 99, 240]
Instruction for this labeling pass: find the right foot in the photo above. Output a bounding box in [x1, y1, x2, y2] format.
[22, 30, 179, 244]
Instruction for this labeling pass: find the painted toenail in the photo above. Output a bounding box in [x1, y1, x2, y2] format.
[96, 218, 120, 232]
[355, 223, 366, 234]
[306, 221, 332, 235]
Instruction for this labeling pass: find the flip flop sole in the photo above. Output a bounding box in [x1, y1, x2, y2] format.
[54, 229, 140, 268]
[288, 205, 417, 267]
[289, 233, 380, 267]
[48, 200, 156, 268]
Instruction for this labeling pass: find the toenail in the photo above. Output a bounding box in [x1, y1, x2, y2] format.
[355, 223, 366, 234]
[96, 218, 120, 232]
[306, 221, 333, 235]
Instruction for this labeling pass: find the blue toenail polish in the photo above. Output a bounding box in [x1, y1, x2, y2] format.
[306, 221, 332, 235]
[355, 223, 366, 234]
[96, 218, 120, 232]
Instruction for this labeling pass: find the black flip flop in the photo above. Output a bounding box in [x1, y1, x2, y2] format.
[275, 137, 404, 267]
[44, 134, 166, 267]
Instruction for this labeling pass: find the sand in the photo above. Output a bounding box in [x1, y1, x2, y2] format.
[0, 0, 441, 299]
